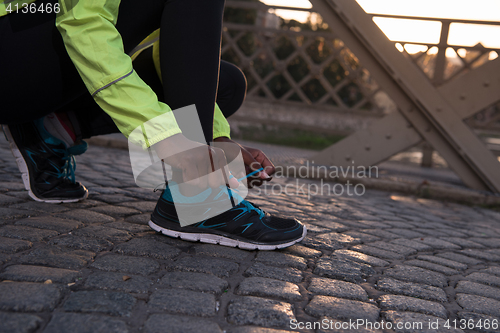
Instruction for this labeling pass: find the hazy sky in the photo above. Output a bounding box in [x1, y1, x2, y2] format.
[260, 0, 500, 53]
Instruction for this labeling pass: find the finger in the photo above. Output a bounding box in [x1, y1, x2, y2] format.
[253, 150, 275, 178]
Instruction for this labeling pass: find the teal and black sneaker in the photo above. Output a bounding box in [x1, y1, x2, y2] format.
[149, 184, 306, 250]
[2, 119, 88, 203]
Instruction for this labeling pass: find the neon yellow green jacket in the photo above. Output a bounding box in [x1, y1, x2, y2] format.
[1, 0, 231, 147]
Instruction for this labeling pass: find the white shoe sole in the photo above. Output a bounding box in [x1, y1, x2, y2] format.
[148, 220, 307, 251]
[2, 125, 88, 204]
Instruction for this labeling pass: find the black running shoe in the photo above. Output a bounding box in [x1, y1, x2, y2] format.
[149, 185, 306, 250]
[2, 119, 88, 203]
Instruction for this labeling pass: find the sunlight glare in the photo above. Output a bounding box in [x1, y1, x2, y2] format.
[372, 17, 442, 44]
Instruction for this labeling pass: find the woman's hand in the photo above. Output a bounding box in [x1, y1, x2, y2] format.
[153, 134, 236, 189]
[213, 137, 275, 188]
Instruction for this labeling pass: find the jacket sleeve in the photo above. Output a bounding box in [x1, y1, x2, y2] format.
[56, 0, 181, 148]
[213, 104, 231, 139]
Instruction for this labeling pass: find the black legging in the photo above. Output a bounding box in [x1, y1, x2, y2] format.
[0, 0, 246, 143]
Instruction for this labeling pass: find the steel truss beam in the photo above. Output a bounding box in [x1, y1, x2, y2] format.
[310, 0, 500, 192]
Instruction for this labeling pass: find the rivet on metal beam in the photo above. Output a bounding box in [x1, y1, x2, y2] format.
[365, 146, 371, 151]
[483, 81, 490, 87]
[385, 134, 392, 139]
[345, 155, 351, 161]
[459, 94, 466, 100]
[436, 108, 442, 112]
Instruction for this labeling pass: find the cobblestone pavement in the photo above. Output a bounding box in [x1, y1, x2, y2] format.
[1, 136, 500, 333]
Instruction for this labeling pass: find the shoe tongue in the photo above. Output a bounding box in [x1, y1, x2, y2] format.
[67, 141, 88, 156]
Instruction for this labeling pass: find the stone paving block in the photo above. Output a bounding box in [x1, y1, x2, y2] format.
[73, 226, 132, 243]
[358, 229, 401, 239]
[255, 251, 307, 270]
[193, 244, 251, 261]
[377, 277, 447, 302]
[0, 236, 32, 253]
[305, 295, 379, 322]
[91, 254, 159, 275]
[0, 312, 43, 333]
[0, 282, 63, 311]
[334, 249, 390, 267]
[0, 208, 32, 222]
[378, 294, 447, 319]
[308, 277, 368, 301]
[228, 327, 293, 333]
[342, 231, 381, 242]
[14, 216, 83, 233]
[124, 213, 151, 224]
[411, 237, 461, 250]
[385, 228, 426, 238]
[300, 235, 344, 251]
[63, 290, 136, 316]
[417, 255, 467, 270]
[144, 314, 222, 333]
[465, 272, 500, 288]
[173, 256, 239, 278]
[90, 205, 140, 218]
[482, 266, 500, 276]
[118, 200, 156, 212]
[383, 311, 464, 333]
[471, 238, 500, 248]
[350, 245, 404, 260]
[104, 222, 150, 233]
[55, 209, 115, 224]
[310, 220, 349, 232]
[459, 249, 500, 262]
[44, 313, 129, 333]
[160, 271, 228, 295]
[436, 252, 482, 265]
[245, 262, 302, 283]
[10, 201, 68, 214]
[18, 246, 94, 269]
[227, 296, 295, 328]
[405, 259, 460, 276]
[456, 280, 500, 301]
[315, 318, 383, 333]
[0, 225, 59, 242]
[281, 244, 322, 258]
[367, 241, 417, 256]
[384, 265, 448, 287]
[85, 272, 153, 293]
[313, 256, 374, 283]
[0, 182, 26, 191]
[237, 277, 301, 301]
[93, 194, 136, 204]
[440, 237, 485, 249]
[0, 265, 81, 284]
[0, 254, 10, 264]
[141, 233, 194, 249]
[49, 235, 113, 252]
[316, 232, 362, 246]
[389, 240, 431, 253]
[414, 229, 455, 238]
[456, 293, 500, 317]
[457, 312, 500, 333]
[113, 238, 181, 260]
[148, 288, 216, 317]
[303, 223, 332, 233]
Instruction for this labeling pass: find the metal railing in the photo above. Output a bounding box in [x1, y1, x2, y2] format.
[222, 0, 500, 137]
